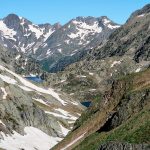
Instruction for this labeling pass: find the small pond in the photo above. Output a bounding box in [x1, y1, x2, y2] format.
[25, 76, 43, 83]
[81, 101, 91, 107]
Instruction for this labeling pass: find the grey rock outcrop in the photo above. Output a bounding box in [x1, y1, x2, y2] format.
[98, 142, 150, 150]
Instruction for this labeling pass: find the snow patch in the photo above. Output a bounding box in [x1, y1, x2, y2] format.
[71, 101, 79, 106]
[1, 87, 7, 99]
[33, 98, 49, 106]
[0, 74, 17, 84]
[103, 18, 120, 29]
[76, 75, 86, 78]
[0, 126, 62, 150]
[103, 18, 111, 24]
[44, 28, 54, 41]
[65, 40, 70, 44]
[135, 68, 141, 73]
[58, 122, 70, 136]
[0, 65, 67, 105]
[55, 108, 78, 121]
[28, 24, 43, 39]
[42, 43, 48, 48]
[68, 20, 102, 40]
[70, 93, 74, 96]
[46, 49, 53, 56]
[138, 14, 145, 17]
[58, 48, 62, 53]
[15, 55, 21, 60]
[18, 85, 33, 92]
[0, 21, 17, 41]
[45, 109, 77, 121]
[111, 61, 121, 68]
[89, 72, 94, 76]
[60, 79, 66, 83]
[89, 89, 96, 92]
[107, 24, 120, 29]
[0, 120, 5, 127]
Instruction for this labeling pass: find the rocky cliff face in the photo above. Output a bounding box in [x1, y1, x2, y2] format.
[98, 142, 149, 150]
[89, 4, 150, 62]
[0, 46, 45, 77]
[14, 52, 45, 77]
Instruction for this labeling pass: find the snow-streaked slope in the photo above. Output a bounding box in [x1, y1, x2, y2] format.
[0, 65, 67, 105]
[0, 20, 17, 41]
[68, 20, 102, 40]
[0, 87, 8, 99]
[103, 18, 120, 29]
[0, 14, 59, 54]
[0, 126, 62, 150]
[45, 110, 78, 121]
[58, 122, 70, 136]
[28, 24, 43, 39]
[33, 98, 50, 106]
[0, 74, 17, 84]
[0, 63, 83, 149]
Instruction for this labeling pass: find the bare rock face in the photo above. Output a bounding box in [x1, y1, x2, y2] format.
[89, 7, 150, 62]
[98, 142, 149, 150]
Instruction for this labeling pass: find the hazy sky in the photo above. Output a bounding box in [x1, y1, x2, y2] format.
[0, 0, 149, 25]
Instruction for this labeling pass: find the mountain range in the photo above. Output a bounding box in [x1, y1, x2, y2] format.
[0, 3, 149, 150]
[0, 14, 120, 72]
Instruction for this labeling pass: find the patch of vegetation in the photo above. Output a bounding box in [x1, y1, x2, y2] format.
[73, 109, 150, 150]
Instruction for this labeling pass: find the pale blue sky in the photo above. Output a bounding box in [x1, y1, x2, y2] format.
[0, 0, 149, 25]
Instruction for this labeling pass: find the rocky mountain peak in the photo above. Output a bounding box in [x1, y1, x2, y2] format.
[4, 13, 20, 21]
[3, 14, 21, 28]
[75, 16, 96, 22]
[127, 4, 150, 22]
[134, 4, 150, 15]
[39, 23, 52, 28]
[53, 22, 62, 29]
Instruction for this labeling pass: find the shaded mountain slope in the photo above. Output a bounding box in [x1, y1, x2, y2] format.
[89, 4, 150, 62]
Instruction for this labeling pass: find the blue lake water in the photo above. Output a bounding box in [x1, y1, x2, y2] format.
[25, 76, 43, 83]
[81, 101, 91, 107]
